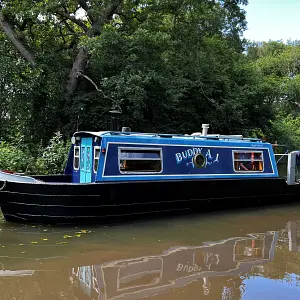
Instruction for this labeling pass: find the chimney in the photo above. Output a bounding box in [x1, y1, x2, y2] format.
[109, 110, 122, 131]
[202, 124, 209, 136]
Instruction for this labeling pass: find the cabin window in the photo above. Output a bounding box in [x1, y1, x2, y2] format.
[233, 151, 264, 172]
[119, 148, 162, 173]
[74, 146, 80, 170]
[93, 147, 100, 173]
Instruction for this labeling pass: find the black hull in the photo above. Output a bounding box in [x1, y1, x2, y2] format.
[0, 178, 299, 224]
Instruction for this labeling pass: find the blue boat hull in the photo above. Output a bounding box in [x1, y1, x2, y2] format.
[0, 177, 298, 224]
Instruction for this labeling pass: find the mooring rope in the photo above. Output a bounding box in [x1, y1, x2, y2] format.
[0, 180, 6, 191]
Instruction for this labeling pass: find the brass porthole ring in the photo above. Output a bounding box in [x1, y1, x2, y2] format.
[193, 153, 206, 168]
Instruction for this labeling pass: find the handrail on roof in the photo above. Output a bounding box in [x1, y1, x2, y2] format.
[74, 130, 263, 142]
[107, 131, 263, 142]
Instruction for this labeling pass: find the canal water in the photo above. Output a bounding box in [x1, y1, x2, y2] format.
[1, 205, 300, 300]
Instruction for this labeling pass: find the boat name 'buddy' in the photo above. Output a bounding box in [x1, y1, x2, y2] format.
[175, 148, 202, 164]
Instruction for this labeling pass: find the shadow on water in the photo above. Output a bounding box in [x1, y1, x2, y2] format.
[1, 202, 300, 299]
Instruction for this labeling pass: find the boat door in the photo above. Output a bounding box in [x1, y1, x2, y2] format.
[80, 137, 93, 183]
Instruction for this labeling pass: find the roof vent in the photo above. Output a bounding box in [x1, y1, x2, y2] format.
[122, 127, 131, 132]
[191, 132, 202, 136]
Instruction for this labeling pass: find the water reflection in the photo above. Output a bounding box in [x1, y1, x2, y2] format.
[69, 231, 280, 300]
[70, 232, 278, 300]
[1, 209, 300, 299]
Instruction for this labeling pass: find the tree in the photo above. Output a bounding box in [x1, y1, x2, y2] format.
[0, 0, 251, 143]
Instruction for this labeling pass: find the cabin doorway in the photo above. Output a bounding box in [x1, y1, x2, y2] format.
[80, 137, 93, 183]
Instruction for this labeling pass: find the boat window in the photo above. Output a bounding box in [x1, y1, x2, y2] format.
[233, 151, 264, 172]
[93, 147, 100, 173]
[119, 148, 162, 173]
[74, 146, 80, 170]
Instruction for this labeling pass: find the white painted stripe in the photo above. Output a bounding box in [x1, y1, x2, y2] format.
[102, 142, 275, 178]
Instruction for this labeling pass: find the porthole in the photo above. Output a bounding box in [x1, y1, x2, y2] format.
[193, 153, 206, 168]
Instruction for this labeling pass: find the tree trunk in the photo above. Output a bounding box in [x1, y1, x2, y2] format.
[64, 0, 123, 100]
[65, 47, 89, 99]
[0, 11, 36, 66]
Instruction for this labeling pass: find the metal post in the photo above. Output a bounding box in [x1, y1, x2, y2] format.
[287, 151, 297, 185]
[287, 221, 298, 252]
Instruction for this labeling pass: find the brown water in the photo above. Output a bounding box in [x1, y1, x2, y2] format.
[1, 205, 300, 300]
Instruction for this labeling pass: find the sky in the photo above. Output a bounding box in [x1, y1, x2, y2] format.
[243, 0, 300, 42]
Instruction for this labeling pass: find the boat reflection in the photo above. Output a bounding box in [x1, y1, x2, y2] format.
[71, 232, 278, 299]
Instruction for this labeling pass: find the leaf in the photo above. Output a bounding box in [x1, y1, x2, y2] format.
[63, 235, 73, 239]
[56, 242, 68, 245]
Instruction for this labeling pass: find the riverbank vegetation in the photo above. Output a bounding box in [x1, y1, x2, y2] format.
[1, 0, 300, 173]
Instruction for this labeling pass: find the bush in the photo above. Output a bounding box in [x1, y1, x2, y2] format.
[32, 132, 71, 175]
[267, 114, 300, 152]
[0, 141, 32, 172]
[0, 132, 71, 175]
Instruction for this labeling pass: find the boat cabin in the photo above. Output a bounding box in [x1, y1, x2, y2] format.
[64, 126, 278, 183]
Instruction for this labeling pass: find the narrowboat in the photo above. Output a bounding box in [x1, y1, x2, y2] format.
[0, 112, 300, 224]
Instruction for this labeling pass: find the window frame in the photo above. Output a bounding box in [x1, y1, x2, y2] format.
[232, 150, 264, 173]
[81, 146, 86, 171]
[73, 146, 80, 171]
[118, 147, 163, 175]
[86, 146, 92, 172]
[93, 146, 100, 174]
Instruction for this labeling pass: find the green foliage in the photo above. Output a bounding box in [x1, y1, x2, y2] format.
[0, 132, 70, 174]
[0, 0, 252, 141]
[268, 114, 300, 151]
[245, 41, 300, 149]
[33, 132, 71, 175]
[0, 141, 31, 172]
[1, 0, 300, 165]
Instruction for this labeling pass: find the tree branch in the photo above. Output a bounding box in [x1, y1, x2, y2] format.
[59, 27, 66, 44]
[65, 0, 123, 99]
[62, 19, 76, 33]
[55, 10, 89, 32]
[76, 72, 115, 101]
[88, 0, 123, 37]
[0, 11, 36, 66]
[78, 0, 95, 24]
[294, 101, 300, 108]
[77, 72, 123, 109]
[66, 47, 89, 98]
[78, 0, 89, 12]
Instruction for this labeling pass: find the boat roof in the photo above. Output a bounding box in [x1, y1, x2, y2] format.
[73, 131, 264, 143]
